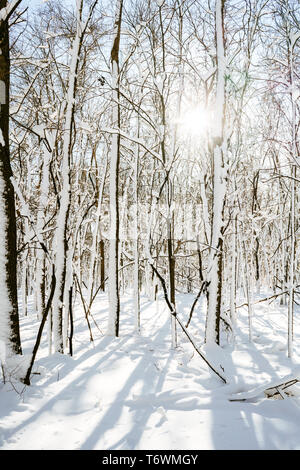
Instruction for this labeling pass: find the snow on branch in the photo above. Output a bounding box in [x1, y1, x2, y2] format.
[0, 0, 22, 22]
[100, 126, 164, 165]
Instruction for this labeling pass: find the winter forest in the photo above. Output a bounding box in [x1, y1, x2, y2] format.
[0, 0, 299, 451]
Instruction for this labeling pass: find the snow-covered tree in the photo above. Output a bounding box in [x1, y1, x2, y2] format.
[0, 0, 22, 364]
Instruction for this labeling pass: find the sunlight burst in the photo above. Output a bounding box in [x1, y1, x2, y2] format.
[177, 105, 211, 137]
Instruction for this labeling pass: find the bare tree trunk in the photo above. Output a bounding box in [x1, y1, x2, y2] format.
[288, 165, 296, 358]
[107, 0, 123, 336]
[36, 137, 53, 320]
[167, 208, 176, 347]
[0, 0, 22, 358]
[287, 26, 297, 357]
[133, 126, 140, 333]
[230, 215, 237, 327]
[52, 0, 91, 352]
[100, 239, 105, 291]
[205, 0, 227, 345]
[87, 155, 107, 305]
[240, 231, 253, 342]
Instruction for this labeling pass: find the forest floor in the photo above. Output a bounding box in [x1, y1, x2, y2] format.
[0, 290, 300, 450]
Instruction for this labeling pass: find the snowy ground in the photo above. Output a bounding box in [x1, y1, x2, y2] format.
[0, 291, 300, 450]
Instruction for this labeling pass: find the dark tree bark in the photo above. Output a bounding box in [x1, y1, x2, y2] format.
[0, 0, 22, 356]
[100, 239, 105, 292]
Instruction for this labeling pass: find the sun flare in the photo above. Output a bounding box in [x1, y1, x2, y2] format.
[177, 105, 211, 137]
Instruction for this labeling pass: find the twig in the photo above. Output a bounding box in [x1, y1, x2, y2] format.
[74, 273, 94, 343]
[185, 281, 206, 328]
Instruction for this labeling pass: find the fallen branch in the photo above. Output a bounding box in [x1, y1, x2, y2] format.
[225, 289, 296, 314]
[264, 379, 299, 398]
[229, 376, 299, 402]
[149, 262, 227, 384]
[22, 266, 56, 386]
